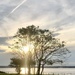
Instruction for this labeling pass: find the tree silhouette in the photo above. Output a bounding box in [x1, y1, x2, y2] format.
[9, 25, 70, 75]
[9, 58, 25, 75]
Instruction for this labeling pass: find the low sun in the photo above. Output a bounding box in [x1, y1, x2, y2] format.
[22, 46, 29, 53]
[22, 44, 34, 53]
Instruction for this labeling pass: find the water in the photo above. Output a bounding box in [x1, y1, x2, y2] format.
[0, 68, 75, 75]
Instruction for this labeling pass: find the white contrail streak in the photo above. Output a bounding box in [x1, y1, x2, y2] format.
[2, 0, 27, 38]
[10, 0, 27, 14]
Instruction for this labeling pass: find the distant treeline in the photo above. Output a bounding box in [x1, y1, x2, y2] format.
[45, 66, 75, 68]
[0, 66, 75, 68]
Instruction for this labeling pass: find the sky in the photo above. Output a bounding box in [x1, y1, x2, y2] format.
[0, 0, 75, 66]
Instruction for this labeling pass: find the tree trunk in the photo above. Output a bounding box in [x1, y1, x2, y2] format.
[17, 66, 21, 75]
[28, 64, 31, 75]
[18, 70, 20, 75]
[37, 61, 41, 75]
[34, 65, 35, 75]
[41, 64, 44, 75]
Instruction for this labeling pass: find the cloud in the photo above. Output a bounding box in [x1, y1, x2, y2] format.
[55, 25, 75, 47]
[0, 0, 74, 44]
[0, 37, 8, 45]
[0, 52, 12, 66]
[0, 50, 5, 53]
[0, 45, 10, 53]
[0, 37, 12, 53]
[0, 0, 75, 46]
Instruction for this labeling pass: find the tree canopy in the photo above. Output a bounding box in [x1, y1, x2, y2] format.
[9, 25, 70, 75]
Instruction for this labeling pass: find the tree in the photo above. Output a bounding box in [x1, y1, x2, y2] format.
[9, 58, 25, 75]
[9, 25, 70, 75]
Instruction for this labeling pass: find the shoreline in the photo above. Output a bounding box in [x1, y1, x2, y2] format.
[0, 66, 75, 68]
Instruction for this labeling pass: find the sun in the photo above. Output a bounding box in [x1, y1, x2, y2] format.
[22, 44, 34, 53]
[22, 46, 29, 53]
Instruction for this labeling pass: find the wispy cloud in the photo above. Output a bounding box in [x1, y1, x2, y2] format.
[0, 0, 75, 42]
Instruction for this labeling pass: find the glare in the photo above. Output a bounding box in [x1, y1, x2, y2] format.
[21, 68, 37, 74]
[22, 44, 34, 53]
[21, 68, 28, 74]
[22, 46, 29, 53]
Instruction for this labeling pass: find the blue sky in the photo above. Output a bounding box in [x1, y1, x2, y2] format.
[0, 0, 75, 66]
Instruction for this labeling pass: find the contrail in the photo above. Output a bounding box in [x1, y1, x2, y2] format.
[1, 0, 27, 38]
[10, 0, 27, 14]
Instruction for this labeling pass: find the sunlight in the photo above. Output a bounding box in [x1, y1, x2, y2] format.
[22, 44, 34, 53]
[21, 68, 28, 74]
[22, 46, 29, 53]
[21, 68, 36, 74]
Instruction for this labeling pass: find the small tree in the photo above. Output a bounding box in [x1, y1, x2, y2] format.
[9, 58, 25, 75]
[9, 25, 70, 75]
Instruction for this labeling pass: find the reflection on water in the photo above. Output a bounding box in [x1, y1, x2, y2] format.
[21, 68, 28, 74]
[21, 68, 37, 74]
[0, 68, 75, 75]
